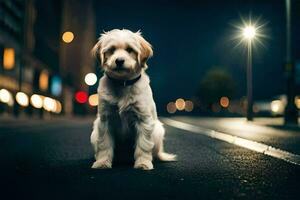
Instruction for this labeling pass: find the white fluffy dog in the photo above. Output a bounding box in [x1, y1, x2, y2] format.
[90, 29, 176, 170]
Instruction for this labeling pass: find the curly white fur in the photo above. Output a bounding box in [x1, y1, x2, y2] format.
[90, 29, 176, 170]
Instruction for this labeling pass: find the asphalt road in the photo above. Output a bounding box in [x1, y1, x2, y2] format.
[0, 117, 300, 200]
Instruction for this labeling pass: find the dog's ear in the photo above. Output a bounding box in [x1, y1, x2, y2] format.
[136, 31, 153, 69]
[91, 38, 104, 67]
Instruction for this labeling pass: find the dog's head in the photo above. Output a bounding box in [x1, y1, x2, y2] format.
[92, 29, 153, 80]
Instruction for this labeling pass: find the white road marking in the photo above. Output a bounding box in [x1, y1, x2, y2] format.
[162, 118, 300, 166]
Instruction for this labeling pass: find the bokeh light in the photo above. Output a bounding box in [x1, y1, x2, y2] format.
[167, 102, 176, 114]
[55, 100, 62, 113]
[62, 31, 74, 43]
[51, 76, 62, 96]
[175, 98, 185, 111]
[16, 92, 29, 107]
[39, 70, 49, 91]
[75, 91, 88, 104]
[220, 96, 230, 108]
[30, 94, 43, 109]
[185, 100, 194, 112]
[295, 98, 300, 109]
[0, 89, 13, 106]
[3, 48, 15, 70]
[88, 94, 98, 106]
[43, 97, 56, 112]
[270, 100, 284, 114]
[85, 73, 97, 86]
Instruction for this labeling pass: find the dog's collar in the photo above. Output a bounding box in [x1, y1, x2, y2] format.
[106, 73, 141, 87]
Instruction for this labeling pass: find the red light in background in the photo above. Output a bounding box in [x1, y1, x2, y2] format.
[75, 91, 88, 104]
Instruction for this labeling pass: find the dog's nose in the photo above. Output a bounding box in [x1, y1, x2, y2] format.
[115, 58, 125, 66]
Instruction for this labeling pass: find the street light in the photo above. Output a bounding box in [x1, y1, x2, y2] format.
[242, 24, 256, 121]
[242, 26, 256, 40]
[232, 16, 267, 121]
[284, 0, 298, 124]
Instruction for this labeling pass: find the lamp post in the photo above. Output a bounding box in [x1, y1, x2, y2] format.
[284, 0, 298, 124]
[233, 16, 267, 121]
[242, 25, 256, 121]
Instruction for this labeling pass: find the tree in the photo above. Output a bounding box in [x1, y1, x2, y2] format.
[197, 67, 237, 111]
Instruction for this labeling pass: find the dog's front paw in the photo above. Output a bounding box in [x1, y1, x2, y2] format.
[134, 159, 153, 170]
[91, 160, 112, 169]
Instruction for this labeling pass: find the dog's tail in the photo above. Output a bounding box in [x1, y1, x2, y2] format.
[153, 120, 177, 162]
[157, 151, 177, 161]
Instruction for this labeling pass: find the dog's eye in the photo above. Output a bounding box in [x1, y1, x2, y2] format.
[126, 47, 134, 53]
[107, 46, 116, 54]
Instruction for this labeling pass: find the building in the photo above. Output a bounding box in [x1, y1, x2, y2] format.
[59, 0, 96, 115]
[0, 0, 96, 117]
[0, 0, 28, 115]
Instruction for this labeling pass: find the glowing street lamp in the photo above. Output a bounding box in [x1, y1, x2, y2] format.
[242, 26, 256, 40]
[242, 24, 257, 121]
[232, 16, 267, 121]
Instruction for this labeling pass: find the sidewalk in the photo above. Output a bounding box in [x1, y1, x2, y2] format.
[170, 116, 300, 155]
[0, 114, 94, 126]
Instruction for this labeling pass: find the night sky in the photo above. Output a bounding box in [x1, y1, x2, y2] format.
[94, 0, 300, 112]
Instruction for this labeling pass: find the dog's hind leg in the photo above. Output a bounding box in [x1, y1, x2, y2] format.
[91, 116, 114, 169]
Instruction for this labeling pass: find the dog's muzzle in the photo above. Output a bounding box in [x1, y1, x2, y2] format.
[115, 58, 125, 70]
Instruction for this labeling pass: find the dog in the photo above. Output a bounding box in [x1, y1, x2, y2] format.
[90, 29, 176, 170]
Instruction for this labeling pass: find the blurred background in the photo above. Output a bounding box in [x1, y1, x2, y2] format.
[0, 0, 300, 121]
